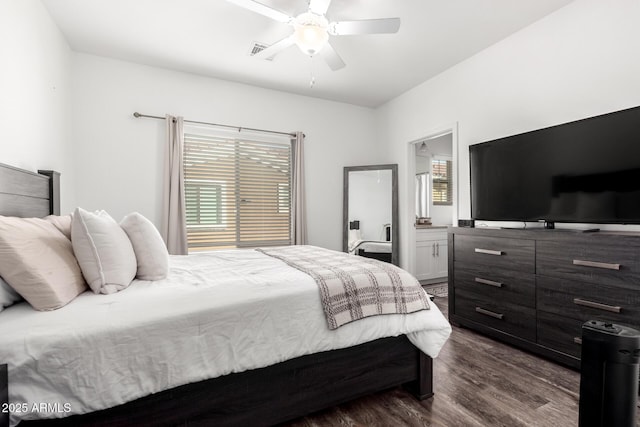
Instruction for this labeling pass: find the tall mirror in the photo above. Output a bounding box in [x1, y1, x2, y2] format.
[343, 164, 398, 265]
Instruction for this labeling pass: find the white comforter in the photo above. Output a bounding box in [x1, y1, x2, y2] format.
[0, 248, 451, 425]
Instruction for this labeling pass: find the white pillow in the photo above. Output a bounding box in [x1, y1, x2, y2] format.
[120, 212, 169, 280]
[71, 208, 137, 294]
[0, 276, 22, 313]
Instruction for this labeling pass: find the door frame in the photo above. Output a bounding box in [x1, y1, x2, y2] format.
[406, 123, 459, 277]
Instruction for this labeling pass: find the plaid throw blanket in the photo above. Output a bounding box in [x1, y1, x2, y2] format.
[257, 246, 430, 330]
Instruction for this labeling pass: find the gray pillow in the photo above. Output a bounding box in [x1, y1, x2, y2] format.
[44, 214, 72, 240]
[0, 216, 86, 310]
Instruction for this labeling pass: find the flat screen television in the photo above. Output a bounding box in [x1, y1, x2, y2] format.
[470, 105, 640, 224]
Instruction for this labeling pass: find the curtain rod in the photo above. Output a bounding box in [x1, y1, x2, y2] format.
[133, 112, 301, 138]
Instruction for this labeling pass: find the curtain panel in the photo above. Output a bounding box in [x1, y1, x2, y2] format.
[161, 115, 188, 255]
[291, 131, 307, 245]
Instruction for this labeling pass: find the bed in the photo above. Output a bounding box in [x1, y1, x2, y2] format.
[350, 240, 393, 262]
[347, 223, 393, 263]
[0, 162, 451, 426]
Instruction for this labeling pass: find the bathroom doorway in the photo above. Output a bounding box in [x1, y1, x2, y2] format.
[406, 123, 458, 277]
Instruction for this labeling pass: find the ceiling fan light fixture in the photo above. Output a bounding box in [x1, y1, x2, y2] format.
[227, 0, 400, 71]
[293, 12, 329, 56]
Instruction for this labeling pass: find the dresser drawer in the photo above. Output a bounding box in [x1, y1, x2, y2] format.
[537, 275, 640, 327]
[537, 238, 640, 289]
[537, 311, 583, 358]
[453, 235, 534, 273]
[453, 263, 535, 308]
[455, 288, 536, 341]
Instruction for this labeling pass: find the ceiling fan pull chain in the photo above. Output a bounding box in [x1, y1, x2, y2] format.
[309, 55, 316, 88]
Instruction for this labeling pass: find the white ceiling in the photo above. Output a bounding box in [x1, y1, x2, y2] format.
[42, 0, 574, 108]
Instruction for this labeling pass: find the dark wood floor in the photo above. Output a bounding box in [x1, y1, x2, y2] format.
[282, 297, 640, 427]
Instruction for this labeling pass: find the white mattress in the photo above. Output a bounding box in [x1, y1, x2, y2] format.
[0, 248, 451, 425]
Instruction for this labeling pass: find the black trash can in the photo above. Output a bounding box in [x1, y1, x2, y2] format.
[579, 320, 640, 427]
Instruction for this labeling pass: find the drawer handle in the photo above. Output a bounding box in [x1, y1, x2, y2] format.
[475, 248, 503, 256]
[573, 298, 621, 313]
[474, 277, 503, 288]
[475, 306, 504, 320]
[573, 259, 621, 271]
[574, 337, 582, 345]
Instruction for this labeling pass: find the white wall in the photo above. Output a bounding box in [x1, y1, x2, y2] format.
[0, 0, 75, 212]
[376, 0, 640, 268]
[71, 54, 381, 251]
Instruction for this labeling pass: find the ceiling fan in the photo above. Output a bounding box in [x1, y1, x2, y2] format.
[226, 0, 401, 70]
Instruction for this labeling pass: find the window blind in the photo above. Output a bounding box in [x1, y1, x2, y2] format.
[183, 130, 292, 250]
[432, 159, 453, 205]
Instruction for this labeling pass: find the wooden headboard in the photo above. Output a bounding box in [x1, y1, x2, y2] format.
[0, 163, 60, 217]
[0, 163, 60, 424]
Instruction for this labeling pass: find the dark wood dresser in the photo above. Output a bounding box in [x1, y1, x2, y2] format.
[448, 227, 640, 368]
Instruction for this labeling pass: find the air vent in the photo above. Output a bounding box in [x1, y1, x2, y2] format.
[249, 42, 273, 61]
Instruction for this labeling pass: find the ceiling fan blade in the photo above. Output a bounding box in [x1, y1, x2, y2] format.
[253, 36, 295, 60]
[320, 42, 345, 71]
[309, 0, 332, 15]
[225, 0, 292, 23]
[330, 18, 401, 35]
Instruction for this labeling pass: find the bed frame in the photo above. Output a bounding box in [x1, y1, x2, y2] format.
[0, 162, 434, 426]
[356, 247, 393, 263]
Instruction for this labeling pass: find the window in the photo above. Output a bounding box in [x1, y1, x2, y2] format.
[185, 181, 223, 227]
[183, 127, 292, 251]
[432, 158, 453, 205]
[277, 183, 290, 214]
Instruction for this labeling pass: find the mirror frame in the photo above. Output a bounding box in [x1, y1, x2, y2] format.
[343, 164, 399, 266]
